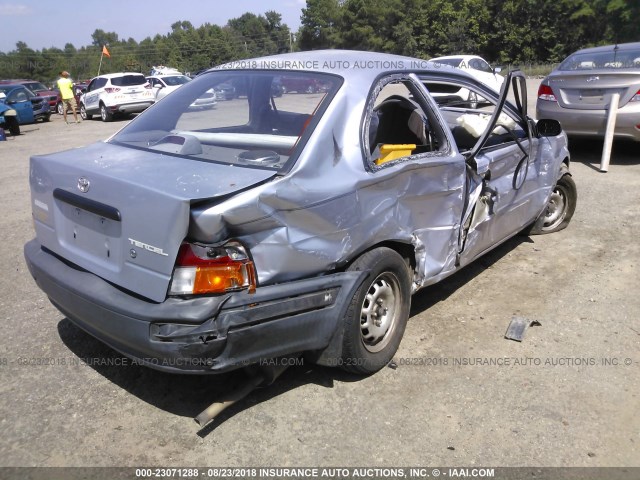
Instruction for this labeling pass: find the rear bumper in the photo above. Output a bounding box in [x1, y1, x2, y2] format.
[111, 101, 154, 115]
[24, 239, 363, 374]
[536, 100, 640, 142]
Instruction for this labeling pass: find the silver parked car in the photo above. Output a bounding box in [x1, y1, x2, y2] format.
[24, 50, 576, 376]
[536, 42, 640, 142]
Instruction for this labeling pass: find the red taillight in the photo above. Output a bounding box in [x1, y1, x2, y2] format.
[104, 87, 120, 93]
[169, 242, 256, 296]
[538, 84, 557, 102]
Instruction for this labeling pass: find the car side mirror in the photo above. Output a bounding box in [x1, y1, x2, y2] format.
[537, 118, 563, 137]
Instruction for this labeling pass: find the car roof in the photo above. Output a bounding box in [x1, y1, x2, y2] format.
[571, 42, 640, 55]
[0, 84, 27, 89]
[0, 79, 35, 84]
[147, 74, 187, 79]
[92, 72, 147, 79]
[212, 49, 469, 81]
[430, 55, 482, 62]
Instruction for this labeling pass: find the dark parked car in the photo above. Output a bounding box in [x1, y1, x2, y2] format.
[25, 51, 575, 377]
[536, 41, 640, 141]
[213, 82, 237, 100]
[0, 79, 59, 110]
[55, 82, 88, 115]
[279, 75, 327, 94]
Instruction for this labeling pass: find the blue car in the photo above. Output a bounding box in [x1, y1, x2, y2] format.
[0, 84, 50, 135]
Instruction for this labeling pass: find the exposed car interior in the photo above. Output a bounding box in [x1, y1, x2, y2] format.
[367, 80, 445, 165]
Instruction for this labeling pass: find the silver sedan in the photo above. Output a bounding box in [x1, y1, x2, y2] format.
[536, 42, 640, 142]
[25, 50, 575, 377]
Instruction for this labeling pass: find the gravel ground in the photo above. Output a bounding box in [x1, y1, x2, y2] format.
[0, 80, 638, 471]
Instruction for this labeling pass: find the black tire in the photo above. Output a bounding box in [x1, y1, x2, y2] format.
[6, 116, 20, 136]
[100, 104, 113, 122]
[340, 247, 411, 374]
[80, 103, 92, 120]
[529, 171, 577, 234]
[43, 113, 51, 122]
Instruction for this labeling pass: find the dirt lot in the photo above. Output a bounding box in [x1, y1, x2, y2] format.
[0, 80, 638, 471]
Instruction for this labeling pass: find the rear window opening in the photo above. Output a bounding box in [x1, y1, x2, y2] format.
[111, 71, 341, 171]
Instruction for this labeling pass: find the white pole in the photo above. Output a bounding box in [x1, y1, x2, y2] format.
[97, 51, 104, 76]
[600, 92, 620, 172]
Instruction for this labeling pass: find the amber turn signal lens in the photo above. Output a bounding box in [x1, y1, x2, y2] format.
[192, 262, 256, 294]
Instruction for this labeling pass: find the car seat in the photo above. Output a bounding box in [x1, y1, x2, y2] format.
[370, 95, 429, 154]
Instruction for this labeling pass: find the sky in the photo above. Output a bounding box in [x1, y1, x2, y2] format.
[0, 0, 305, 53]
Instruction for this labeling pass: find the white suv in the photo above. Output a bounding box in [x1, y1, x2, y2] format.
[80, 72, 155, 122]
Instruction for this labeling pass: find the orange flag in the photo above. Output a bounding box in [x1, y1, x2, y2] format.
[102, 45, 111, 58]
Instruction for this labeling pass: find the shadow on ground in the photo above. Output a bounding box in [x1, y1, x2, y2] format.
[567, 137, 637, 171]
[58, 233, 530, 435]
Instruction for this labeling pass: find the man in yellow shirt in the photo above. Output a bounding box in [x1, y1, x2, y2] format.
[57, 71, 79, 124]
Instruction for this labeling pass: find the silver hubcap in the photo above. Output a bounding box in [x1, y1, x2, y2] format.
[359, 273, 400, 353]
[543, 185, 568, 230]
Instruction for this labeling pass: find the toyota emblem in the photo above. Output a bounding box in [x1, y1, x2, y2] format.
[77, 177, 90, 193]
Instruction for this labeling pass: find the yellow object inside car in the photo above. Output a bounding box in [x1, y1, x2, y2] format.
[375, 144, 416, 165]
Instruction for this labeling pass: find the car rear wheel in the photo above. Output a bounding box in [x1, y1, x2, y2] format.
[6, 116, 20, 136]
[340, 247, 411, 374]
[530, 170, 577, 234]
[100, 104, 113, 122]
[80, 104, 92, 120]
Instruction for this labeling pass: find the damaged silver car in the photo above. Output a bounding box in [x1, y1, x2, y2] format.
[24, 50, 576, 375]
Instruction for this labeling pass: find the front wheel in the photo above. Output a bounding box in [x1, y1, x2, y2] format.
[56, 102, 64, 115]
[340, 247, 411, 374]
[530, 172, 577, 234]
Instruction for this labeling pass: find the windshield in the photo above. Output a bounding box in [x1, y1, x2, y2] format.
[0, 86, 34, 100]
[559, 47, 640, 70]
[110, 70, 340, 170]
[23, 82, 48, 91]
[432, 58, 463, 67]
[163, 75, 191, 86]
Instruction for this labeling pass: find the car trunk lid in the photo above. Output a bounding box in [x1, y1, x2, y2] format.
[30, 142, 276, 302]
[548, 71, 640, 109]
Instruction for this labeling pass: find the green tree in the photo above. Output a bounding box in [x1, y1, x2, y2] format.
[91, 29, 119, 48]
[298, 0, 342, 50]
[337, 0, 404, 52]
